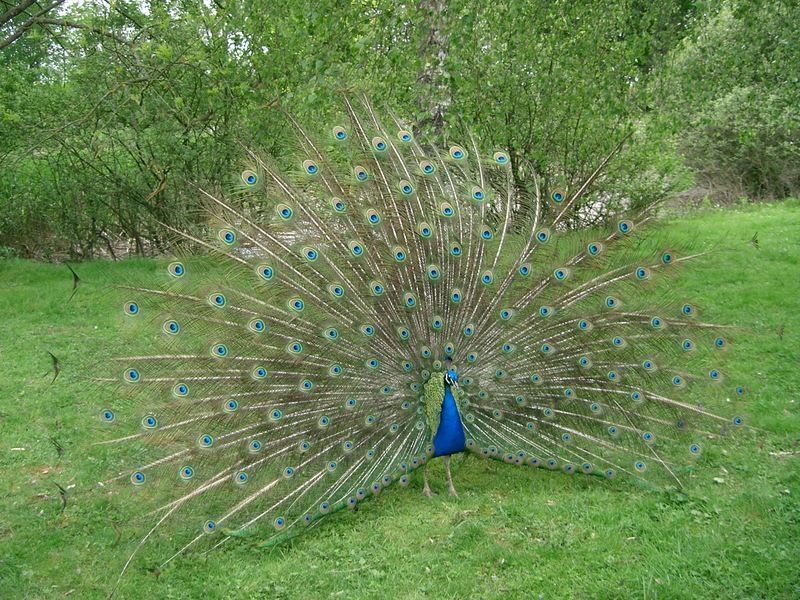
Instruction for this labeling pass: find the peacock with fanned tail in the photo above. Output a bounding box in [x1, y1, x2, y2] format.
[85, 94, 746, 580]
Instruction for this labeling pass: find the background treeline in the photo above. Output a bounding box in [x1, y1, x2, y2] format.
[0, 0, 797, 259]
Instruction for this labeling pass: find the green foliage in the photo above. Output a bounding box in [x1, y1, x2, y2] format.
[0, 0, 796, 255]
[1, 203, 798, 597]
[655, 0, 800, 201]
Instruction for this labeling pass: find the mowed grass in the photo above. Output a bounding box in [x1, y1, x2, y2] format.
[1, 201, 799, 599]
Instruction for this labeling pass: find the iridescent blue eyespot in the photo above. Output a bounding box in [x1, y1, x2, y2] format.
[481, 226, 493, 240]
[536, 230, 550, 243]
[142, 414, 157, 429]
[431, 316, 443, 330]
[224, 399, 238, 412]
[450, 145, 465, 160]
[481, 271, 493, 285]
[168, 262, 185, 277]
[690, 444, 701, 455]
[173, 383, 189, 396]
[450, 242, 462, 256]
[256, 264, 274, 281]
[541, 343, 553, 354]
[124, 368, 140, 383]
[578, 319, 591, 331]
[253, 366, 268, 379]
[349, 241, 364, 256]
[635, 266, 649, 280]
[634, 461, 646, 472]
[579, 356, 590, 367]
[277, 204, 293, 220]
[661, 251, 673, 264]
[323, 327, 338, 340]
[608, 370, 619, 382]
[209, 293, 226, 307]
[331, 198, 346, 212]
[605, 296, 619, 308]
[274, 517, 285, 530]
[464, 324, 475, 336]
[329, 364, 342, 376]
[101, 409, 114, 422]
[650, 316, 662, 328]
[346, 398, 357, 409]
[672, 375, 684, 386]
[590, 403, 601, 413]
[319, 416, 330, 427]
[198, 434, 213, 448]
[554, 268, 568, 281]
[235, 471, 248, 485]
[551, 190, 565, 203]
[642, 432, 653, 443]
[180, 466, 194, 480]
[714, 337, 726, 348]
[531, 373, 542, 383]
[163, 320, 180, 335]
[539, 306, 553, 317]
[124, 301, 139, 316]
[249, 440, 262, 452]
[472, 187, 485, 201]
[733, 415, 744, 426]
[211, 343, 228, 357]
[564, 388, 574, 398]
[642, 360, 655, 370]
[735, 386, 745, 396]
[618, 220, 633, 234]
[393, 247, 406, 262]
[361, 325, 375, 337]
[612, 336, 624, 347]
[400, 180, 414, 195]
[397, 326, 410, 340]
[332, 125, 347, 140]
[354, 166, 368, 181]
[467, 352, 477, 363]
[398, 130, 413, 142]
[303, 160, 319, 175]
[500, 308, 513, 320]
[631, 391, 642, 402]
[608, 426, 618, 436]
[241, 170, 257, 186]
[427, 265, 441, 280]
[301, 379, 313, 390]
[682, 339, 694, 351]
[518, 263, 530, 276]
[682, 304, 694, 316]
[420, 160, 435, 175]
[493, 151, 509, 164]
[219, 229, 236, 245]
[283, 466, 295, 478]
[372, 136, 387, 152]
[131, 471, 145, 485]
[588, 242, 602, 255]
[451, 289, 462, 303]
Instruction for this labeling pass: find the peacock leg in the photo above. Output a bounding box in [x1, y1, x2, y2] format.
[444, 455, 458, 497]
[421, 464, 433, 497]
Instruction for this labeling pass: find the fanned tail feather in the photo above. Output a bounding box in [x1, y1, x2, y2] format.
[79, 96, 746, 582]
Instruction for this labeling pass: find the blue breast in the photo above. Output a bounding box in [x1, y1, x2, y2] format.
[432, 370, 466, 457]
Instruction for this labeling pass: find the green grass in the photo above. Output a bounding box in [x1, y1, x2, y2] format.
[1, 201, 799, 599]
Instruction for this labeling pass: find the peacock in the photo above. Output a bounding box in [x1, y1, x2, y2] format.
[81, 94, 746, 582]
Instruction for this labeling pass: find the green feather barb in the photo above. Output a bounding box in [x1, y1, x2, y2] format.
[423, 372, 445, 439]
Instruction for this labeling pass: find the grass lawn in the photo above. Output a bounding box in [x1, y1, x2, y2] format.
[1, 201, 799, 599]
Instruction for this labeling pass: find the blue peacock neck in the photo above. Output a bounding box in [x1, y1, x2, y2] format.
[431, 368, 466, 457]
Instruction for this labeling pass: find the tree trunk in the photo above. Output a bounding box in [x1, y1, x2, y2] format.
[415, 0, 450, 137]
